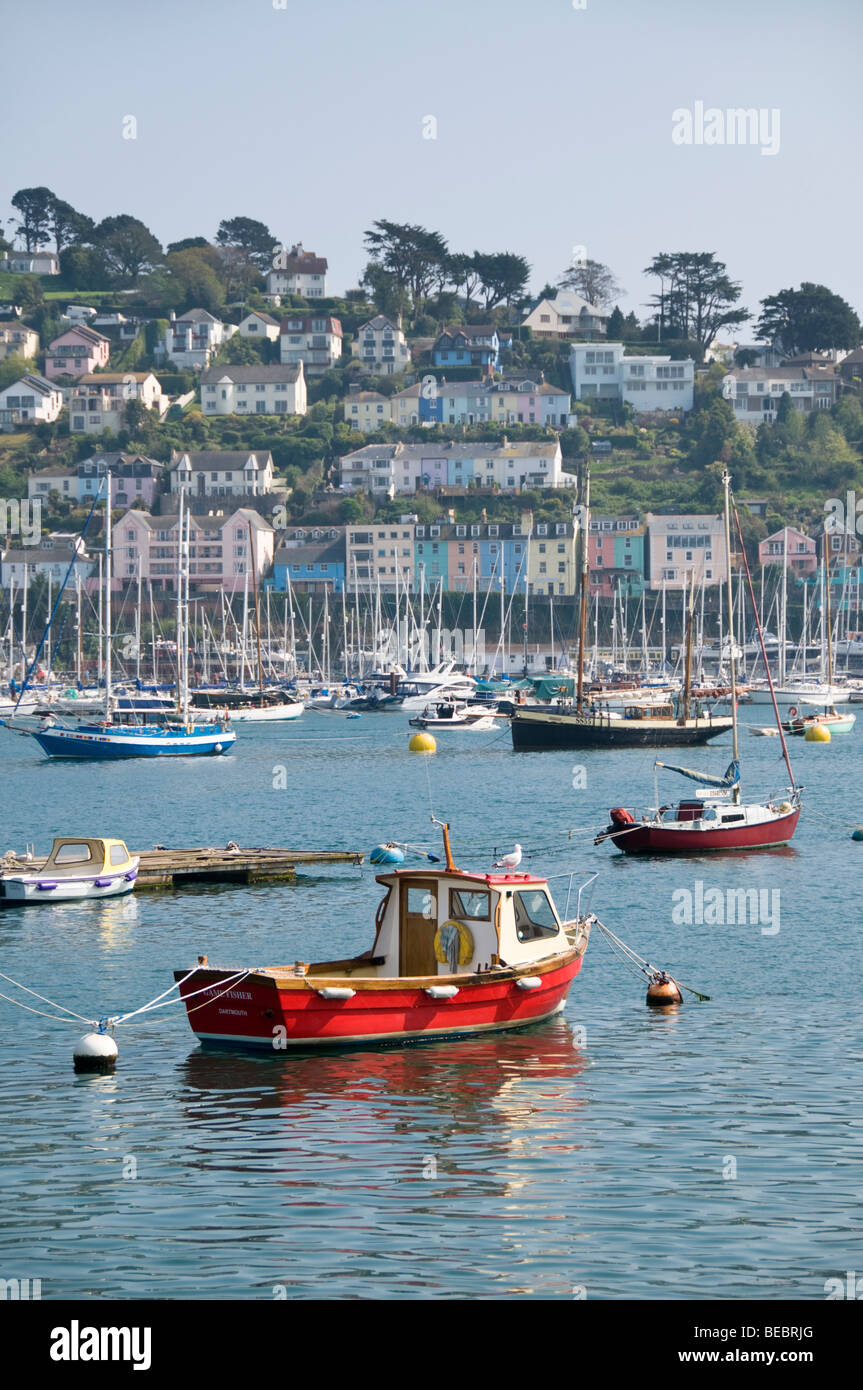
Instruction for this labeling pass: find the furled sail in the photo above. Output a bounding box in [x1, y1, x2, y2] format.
[655, 759, 740, 789]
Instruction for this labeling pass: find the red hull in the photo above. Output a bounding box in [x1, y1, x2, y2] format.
[177, 956, 583, 1048]
[611, 807, 800, 854]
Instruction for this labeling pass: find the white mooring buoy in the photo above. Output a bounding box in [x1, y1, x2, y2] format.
[73, 1031, 118, 1074]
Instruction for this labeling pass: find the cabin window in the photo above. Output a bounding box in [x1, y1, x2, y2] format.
[450, 888, 491, 921]
[406, 886, 435, 919]
[53, 843, 93, 865]
[513, 890, 559, 941]
[109, 844, 129, 865]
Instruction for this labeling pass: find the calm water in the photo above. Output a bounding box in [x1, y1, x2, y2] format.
[0, 710, 861, 1299]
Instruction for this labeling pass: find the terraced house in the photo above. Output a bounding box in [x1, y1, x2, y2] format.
[414, 515, 578, 597]
[117, 508, 275, 589]
[168, 450, 275, 500]
[410, 376, 570, 427]
[339, 440, 570, 494]
[588, 516, 646, 597]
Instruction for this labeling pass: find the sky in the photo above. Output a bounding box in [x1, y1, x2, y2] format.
[3, 0, 861, 333]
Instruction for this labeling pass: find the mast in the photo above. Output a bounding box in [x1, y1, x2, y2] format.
[248, 519, 265, 693]
[175, 485, 186, 719]
[576, 466, 590, 712]
[104, 471, 112, 714]
[682, 572, 694, 723]
[722, 469, 739, 800]
[779, 526, 788, 687]
[825, 552, 835, 697]
[733, 500, 796, 790]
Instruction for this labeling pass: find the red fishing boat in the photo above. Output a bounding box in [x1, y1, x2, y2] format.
[595, 470, 802, 856]
[174, 821, 592, 1049]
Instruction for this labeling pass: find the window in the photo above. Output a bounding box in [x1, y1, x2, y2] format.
[450, 888, 491, 920]
[513, 890, 558, 941]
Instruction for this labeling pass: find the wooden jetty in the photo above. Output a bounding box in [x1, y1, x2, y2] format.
[0, 845, 364, 895]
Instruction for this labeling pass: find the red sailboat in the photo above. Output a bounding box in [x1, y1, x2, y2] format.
[595, 470, 802, 855]
[174, 821, 592, 1049]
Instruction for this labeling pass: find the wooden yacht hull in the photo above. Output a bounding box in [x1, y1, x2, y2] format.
[511, 708, 733, 749]
[175, 945, 587, 1049]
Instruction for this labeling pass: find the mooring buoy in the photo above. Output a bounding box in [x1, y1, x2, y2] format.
[646, 972, 683, 1007]
[73, 1031, 118, 1073]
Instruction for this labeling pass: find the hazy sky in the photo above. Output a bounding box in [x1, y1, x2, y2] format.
[4, 0, 861, 332]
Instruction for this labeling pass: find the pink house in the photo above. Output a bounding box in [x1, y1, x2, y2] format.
[116, 506, 275, 591]
[759, 526, 817, 575]
[45, 325, 110, 381]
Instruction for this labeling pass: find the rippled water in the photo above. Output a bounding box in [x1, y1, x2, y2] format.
[0, 710, 861, 1298]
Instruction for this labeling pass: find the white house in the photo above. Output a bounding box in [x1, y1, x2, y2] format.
[168, 450, 276, 498]
[68, 372, 165, 434]
[570, 343, 694, 412]
[0, 251, 60, 275]
[162, 309, 235, 369]
[351, 315, 410, 374]
[266, 244, 328, 300]
[1, 543, 94, 591]
[522, 292, 609, 340]
[279, 315, 342, 374]
[0, 374, 63, 427]
[0, 321, 39, 361]
[199, 363, 307, 417]
[721, 365, 841, 424]
[237, 310, 280, 342]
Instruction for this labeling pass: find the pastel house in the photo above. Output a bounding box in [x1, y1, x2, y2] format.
[45, 325, 110, 380]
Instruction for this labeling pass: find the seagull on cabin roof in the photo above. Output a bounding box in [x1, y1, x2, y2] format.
[493, 844, 522, 870]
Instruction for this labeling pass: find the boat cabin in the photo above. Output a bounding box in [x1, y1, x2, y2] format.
[302, 864, 575, 982]
[41, 837, 135, 877]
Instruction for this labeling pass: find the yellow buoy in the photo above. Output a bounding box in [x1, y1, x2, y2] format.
[409, 732, 437, 754]
[804, 723, 831, 742]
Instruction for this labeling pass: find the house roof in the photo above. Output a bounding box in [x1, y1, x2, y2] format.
[762, 526, 813, 544]
[435, 325, 499, 345]
[176, 308, 220, 323]
[279, 315, 342, 335]
[346, 391, 388, 404]
[121, 507, 274, 533]
[2, 548, 82, 565]
[275, 540, 346, 566]
[243, 311, 280, 326]
[169, 450, 273, 473]
[727, 365, 840, 382]
[271, 248, 328, 275]
[48, 324, 110, 348]
[0, 320, 37, 333]
[357, 315, 401, 334]
[1, 373, 56, 396]
[29, 465, 76, 479]
[76, 372, 157, 384]
[343, 441, 559, 463]
[200, 364, 304, 385]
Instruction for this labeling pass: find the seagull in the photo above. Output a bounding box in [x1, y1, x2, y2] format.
[493, 844, 522, 870]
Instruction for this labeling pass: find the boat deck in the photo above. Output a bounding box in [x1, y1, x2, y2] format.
[0, 846, 364, 894]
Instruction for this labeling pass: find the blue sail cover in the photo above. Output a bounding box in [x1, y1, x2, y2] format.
[655, 759, 740, 790]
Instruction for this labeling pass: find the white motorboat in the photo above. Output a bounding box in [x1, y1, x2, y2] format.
[0, 837, 139, 903]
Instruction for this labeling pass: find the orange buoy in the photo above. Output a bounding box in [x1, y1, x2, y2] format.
[646, 971, 683, 1007]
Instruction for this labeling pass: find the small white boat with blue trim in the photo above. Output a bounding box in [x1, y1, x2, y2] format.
[0, 837, 139, 903]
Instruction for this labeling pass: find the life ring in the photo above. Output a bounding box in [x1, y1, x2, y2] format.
[434, 919, 474, 966]
[788, 706, 798, 719]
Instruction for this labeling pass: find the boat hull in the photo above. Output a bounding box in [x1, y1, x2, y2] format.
[30, 725, 236, 759]
[606, 807, 800, 854]
[511, 709, 732, 749]
[1, 864, 139, 902]
[176, 952, 585, 1049]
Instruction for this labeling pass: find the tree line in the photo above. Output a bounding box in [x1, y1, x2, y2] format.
[4, 188, 861, 358]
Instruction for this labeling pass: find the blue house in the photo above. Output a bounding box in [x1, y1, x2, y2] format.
[432, 326, 502, 372]
[271, 536, 345, 594]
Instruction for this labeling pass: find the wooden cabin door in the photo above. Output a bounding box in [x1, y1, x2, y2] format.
[399, 881, 438, 977]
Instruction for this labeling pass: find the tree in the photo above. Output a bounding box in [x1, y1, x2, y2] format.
[606, 306, 625, 338]
[0, 352, 36, 391]
[153, 247, 226, 312]
[48, 198, 95, 254]
[557, 258, 623, 307]
[12, 275, 44, 311]
[472, 252, 531, 310]
[60, 244, 112, 290]
[643, 252, 750, 353]
[94, 215, 163, 282]
[448, 253, 483, 309]
[167, 237, 212, 253]
[363, 221, 449, 308]
[11, 187, 54, 251]
[755, 282, 861, 355]
[215, 217, 276, 273]
[359, 263, 410, 321]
